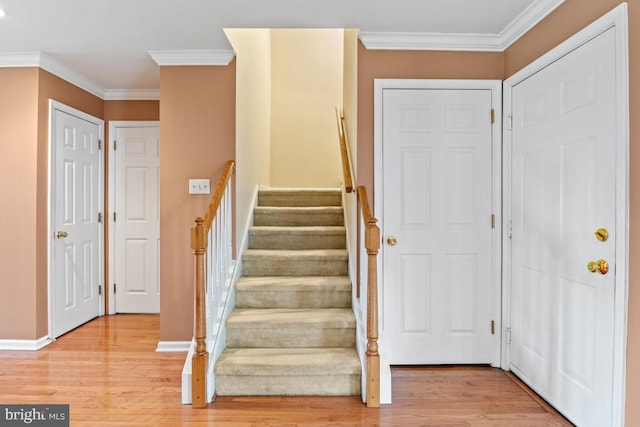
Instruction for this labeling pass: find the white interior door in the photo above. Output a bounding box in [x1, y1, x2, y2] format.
[380, 85, 498, 364]
[113, 125, 160, 313]
[509, 28, 617, 427]
[51, 103, 103, 338]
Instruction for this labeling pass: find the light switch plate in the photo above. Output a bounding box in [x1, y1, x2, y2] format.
[189, 179, 211, 195]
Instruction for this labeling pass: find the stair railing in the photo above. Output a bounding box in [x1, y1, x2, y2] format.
[190, 160, 235, 408]
[335, 107, 380, 407]
[335, 107, 355, 193]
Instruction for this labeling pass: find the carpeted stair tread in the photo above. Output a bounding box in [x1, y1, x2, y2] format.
[227, 308, 355, 329]
[236, 275, 351, 291]
[242, 249, 348, 277]
[226, 308, 356, 348]
[258, 188, 342, 207]
[235, 276, 352, 308]
[249, 226, 346, 250]
[215, 347, 361, 376]
[243, 249, 348, 259]
[253, 206, 344, 226]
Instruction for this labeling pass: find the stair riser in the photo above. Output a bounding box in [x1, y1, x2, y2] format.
[249, 233, 346, 250]
[226, 328, 356, 348]
[216, 374, 360, 396]
[235, 291, 351, 309]
[258, 191, 342, 207]
[254, 211, 344, 227]
[243, 259, 348, 276]
[216, 375, 360, 396]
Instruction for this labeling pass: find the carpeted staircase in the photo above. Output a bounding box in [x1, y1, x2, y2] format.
[215, 188, 361, 396]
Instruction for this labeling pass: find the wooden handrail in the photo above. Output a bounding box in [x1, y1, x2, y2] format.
[357, 185, 380, 408]
[202, 161, 235, 232]
[190, 160, 235, 408]
[336, 107, 354, 193]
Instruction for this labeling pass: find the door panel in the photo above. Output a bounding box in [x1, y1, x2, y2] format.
[509, 28, 616, 427]
[382, 88, 495, 364]
[114, 126, 160, 313]
[52, 109, 101, 338]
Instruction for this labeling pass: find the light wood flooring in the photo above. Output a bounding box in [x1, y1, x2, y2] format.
[0, 314, 572, 426]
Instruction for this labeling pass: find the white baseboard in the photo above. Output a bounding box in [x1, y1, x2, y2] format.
[156, 341, 192, 352]
[0, 336, 52, 351]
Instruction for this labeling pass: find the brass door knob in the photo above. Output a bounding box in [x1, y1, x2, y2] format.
[594, 228, 609, 242]
[56, 231, 68, 239]
[387, 236, 397, 246]
[587, 259, 609, 275]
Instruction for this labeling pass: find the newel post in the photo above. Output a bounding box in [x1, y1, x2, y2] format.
[191, 218, 208, 408]
[365, 217, 381, 408]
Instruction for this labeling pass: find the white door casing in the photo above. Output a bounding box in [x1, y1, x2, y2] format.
[49, 101, 104, 338]
[108, 122, 160, 314]
[375, 80, 502, 384]
[503, 5, 628, 426]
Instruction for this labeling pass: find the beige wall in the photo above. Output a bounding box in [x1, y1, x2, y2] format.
[104, 100, 159, 123]
[0, 68, 40, 340]
[226, 29, 272, 247]
[503, 1, 640, 424]
[158, 64, 236, 341]
[270, 30, 344, 188]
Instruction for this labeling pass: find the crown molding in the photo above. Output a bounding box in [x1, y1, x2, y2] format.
[148, 49, 236, 66]
[358, 32, 504, 51]
[0, 51, 107, 98]
[103, 88, 160, 100]
[359, 0, 565, 51]
[0, 52, 42, 67]
[0, 52, 162, 100]
[499, 0, 565, 48]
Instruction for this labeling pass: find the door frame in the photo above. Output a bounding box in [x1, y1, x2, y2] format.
[374, 79, 503, 401]
[501, 4, 629, 426]
[48, 100, 105, 338]
[107, 121, 160, 315]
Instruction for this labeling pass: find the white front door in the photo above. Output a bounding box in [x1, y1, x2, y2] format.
[50, 102, 103, 338]
[113, 125, 160, 313]
[508, 28, 618, 427]
[379, 83, 499, 364]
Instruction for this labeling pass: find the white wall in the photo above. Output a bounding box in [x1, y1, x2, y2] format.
[270, 29, 344, 188]
[225, 29, 272, 250]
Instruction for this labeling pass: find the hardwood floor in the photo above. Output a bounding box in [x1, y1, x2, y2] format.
[0, 315, 572, 426]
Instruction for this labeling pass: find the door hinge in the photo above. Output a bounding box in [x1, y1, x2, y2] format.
[98, 212, 103, 223]
[490, 109, 495, 124]
[113, 140, 117, 150]
[507, 327, 512, 344]
[507, 114, 513, 130]
[113, 283, 117, 294]
[491, 320, 495, 335]
[508, 220, 513, 239]
[99, 285, 102, 295]
[98, 139, 102, 150]
[491, 214, 495, 229]
[113, 212, 117, 222]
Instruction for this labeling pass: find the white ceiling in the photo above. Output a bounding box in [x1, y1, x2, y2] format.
[0, 0, 562, 98]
